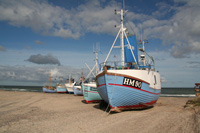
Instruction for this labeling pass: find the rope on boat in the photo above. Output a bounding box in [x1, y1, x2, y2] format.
[104, 102, 110, 115]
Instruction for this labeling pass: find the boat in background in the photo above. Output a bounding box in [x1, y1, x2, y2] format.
[65, 75, 75, 94]
[96, 7, 161, 112]
[74, 73, 85, 96]
[82, 46, 102, 103]
[82, 79, 102, 103]
[43, 87, 56, 93]
[74, 85, 83, 96]
[43, 73, 56, 93]
[56, 77, 67, 93]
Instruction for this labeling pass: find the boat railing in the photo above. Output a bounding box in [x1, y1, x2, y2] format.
[99, 61, 155, 71]
[84, 77, 96, 83]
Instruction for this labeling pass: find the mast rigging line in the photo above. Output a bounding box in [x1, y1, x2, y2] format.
[123, 16, 135, 35]
[123, 16, 155, 67]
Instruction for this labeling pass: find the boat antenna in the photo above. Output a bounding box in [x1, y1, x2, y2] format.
[123, 0, 125, 11]
[49, 73, 51, 88]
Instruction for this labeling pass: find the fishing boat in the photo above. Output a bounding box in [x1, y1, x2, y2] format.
[96, 8, 161, 112]
[65, 75, 75, 94]
[43, 87, 56, 93]
[74, 73, 85, 96]
[82, 80, 102, 103]
[82, 46, 102, 103]
[74, 85, 83, 96]
[43, 73, 56, 93]
[56, 77, 67, 93]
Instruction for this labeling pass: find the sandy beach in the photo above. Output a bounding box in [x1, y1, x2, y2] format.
[0, 90, 199, 133]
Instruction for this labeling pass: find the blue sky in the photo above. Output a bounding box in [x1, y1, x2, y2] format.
[0, 0, 200, 87]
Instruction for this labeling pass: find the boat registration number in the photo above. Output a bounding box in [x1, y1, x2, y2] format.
[123, 77, 142, 89]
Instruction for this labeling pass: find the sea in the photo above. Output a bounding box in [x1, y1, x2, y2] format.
[0, 85, 196, 97]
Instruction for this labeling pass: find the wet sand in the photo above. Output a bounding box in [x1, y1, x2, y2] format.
[0, 90, 199, 133]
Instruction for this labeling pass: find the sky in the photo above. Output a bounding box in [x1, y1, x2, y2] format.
[0, 0, 200, 87]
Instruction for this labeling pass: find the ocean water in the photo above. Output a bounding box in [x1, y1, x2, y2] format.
[0, 86, 196, 97]
[0, 85, 43, 92]
[161, 87, 195, 97]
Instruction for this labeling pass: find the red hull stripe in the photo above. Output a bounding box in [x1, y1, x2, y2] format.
[108, 83, 160, 95]
[97, 84, 106, 87]
[85, 90, 98, 94]
[110, 100, 157, 109]
[85, 100, 101, 103]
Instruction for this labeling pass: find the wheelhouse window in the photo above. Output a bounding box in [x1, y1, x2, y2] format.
[154, 75, 157, 85]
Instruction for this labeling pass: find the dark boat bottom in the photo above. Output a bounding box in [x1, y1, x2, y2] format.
[110, 103, 154, 113]
[99, 101, 154, 113]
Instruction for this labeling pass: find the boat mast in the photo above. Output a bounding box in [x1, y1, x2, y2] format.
[49, 73, 51, 88]
[103, 5, 127, 68]
[94, 44, 100, 75]
[116, 8, 127, 67]
[69, 74, 71, 85]
[120, 9, 125, 67]
[142, 41, 146, 66]
[139, 39, 148, 66]
[95, 50, 99, 75]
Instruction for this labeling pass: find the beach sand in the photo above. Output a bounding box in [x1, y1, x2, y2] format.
[0, 90, 199, 133]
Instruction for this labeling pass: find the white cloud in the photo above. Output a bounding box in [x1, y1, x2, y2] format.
[0, 47, 101, 86]
[1, 0, 199, 59]
[0, 0, 78, 38]
[0, 0, 120, 39]
[152, 2, 173, 18]
[140, 0, 200, 58]
[0, 65, 90, 86]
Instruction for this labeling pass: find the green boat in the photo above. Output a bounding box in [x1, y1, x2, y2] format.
[82, 81, 102, 103]
[82, 45, 102, 103]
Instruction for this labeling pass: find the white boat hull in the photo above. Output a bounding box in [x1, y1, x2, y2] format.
[65, 83, 75, 94]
